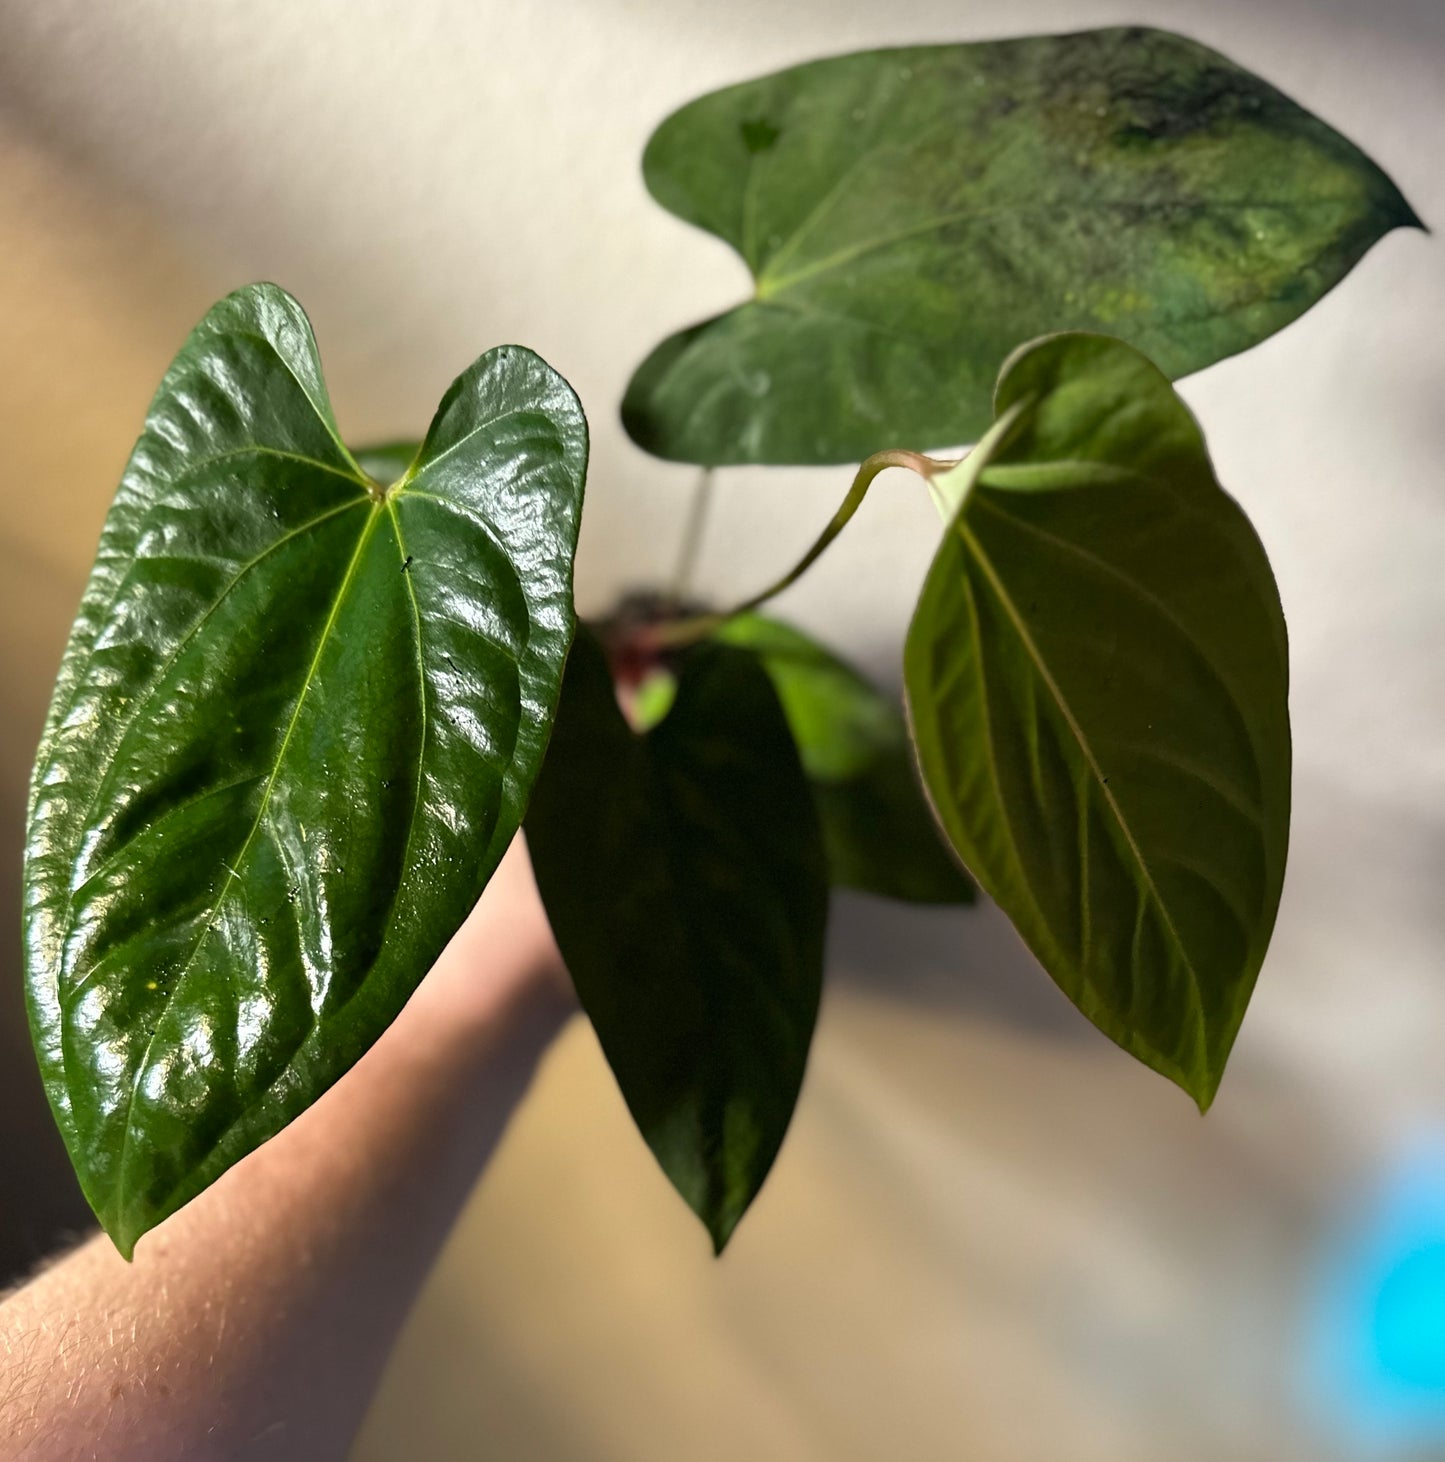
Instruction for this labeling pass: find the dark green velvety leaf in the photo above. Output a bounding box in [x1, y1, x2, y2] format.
[24, 284, 587, 1256]
[525, 627, 826, 1252]
[624, 26, 1421, 466]
[904, 332, 1289, 1108]
[714, 613, 972, 904]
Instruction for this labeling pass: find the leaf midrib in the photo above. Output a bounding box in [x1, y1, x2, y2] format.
[756, 195, 1370, 299]
[136, 502, 441, 1234]
[955, 515, 1211, 1072]
[109, 501, 384, 1228]
[971, 492, 1268, 813]
[372, 499, 431, 973]
[649, 714, 814, 1077]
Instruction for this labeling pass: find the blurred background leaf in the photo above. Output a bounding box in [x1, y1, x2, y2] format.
[527, 628, 827, 1251]
[624, 27, 1420, 465]
[716, 613, 973, 903]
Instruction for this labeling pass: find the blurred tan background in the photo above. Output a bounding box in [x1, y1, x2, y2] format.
[0, 1, 1441, 1458]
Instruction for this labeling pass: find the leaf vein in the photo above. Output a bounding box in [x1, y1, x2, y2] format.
[958, 518, 1211, 1070]
[57, 497, 370, 904]
[972, 493, 1266, 798]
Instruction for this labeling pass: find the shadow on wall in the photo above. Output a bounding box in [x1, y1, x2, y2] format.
[0, 788, 90, 1281]
[829, 890, 1093, 1041]
[0, 114, 226, 1282]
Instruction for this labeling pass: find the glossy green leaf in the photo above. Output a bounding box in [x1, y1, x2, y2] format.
[624, 26, 1421, 466]
[714, 614, 972, 904]
[525, 627, 827, 1252]
[904, 332, 1289, 1108]
[24, 284, 588, 1256]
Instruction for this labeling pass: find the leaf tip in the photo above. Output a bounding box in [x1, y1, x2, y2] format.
[1376, 172, 1428, 237]
[104, 1217, 139, 1264]
[685, 1179, 746, 1256]
[1184, 1064, 1223, 1116]
[705, 1210, 740, 1257]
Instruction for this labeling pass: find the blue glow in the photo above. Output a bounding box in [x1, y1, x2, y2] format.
[1305, 1141, 1445, 1455]
[1374, 1243, 1445, 1391]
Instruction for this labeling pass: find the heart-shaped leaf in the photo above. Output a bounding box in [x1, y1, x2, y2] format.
[904, 332, 1289, 1108]
[714, 613, 972, 903]
[525, 627, 827, 1252]
[624, 26, 1421, 466]
[24, 284, 588, 1255]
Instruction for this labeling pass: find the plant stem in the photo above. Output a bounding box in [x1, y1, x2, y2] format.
[669, 467, 715, 603]
[647, 448, 955, 649]
[644, 398, 1032, 651]
[923, 397, 1030, 523]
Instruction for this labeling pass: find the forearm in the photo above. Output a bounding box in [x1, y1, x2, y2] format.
[0, 841, 570, 1461]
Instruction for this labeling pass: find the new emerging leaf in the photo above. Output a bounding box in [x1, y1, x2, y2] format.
[715, 614, 972, 903]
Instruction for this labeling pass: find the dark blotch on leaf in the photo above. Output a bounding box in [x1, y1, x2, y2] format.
[740, 117, 780, 153]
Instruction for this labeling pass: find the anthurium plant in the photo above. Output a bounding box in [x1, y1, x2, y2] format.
[24, 26, 1421, 1257]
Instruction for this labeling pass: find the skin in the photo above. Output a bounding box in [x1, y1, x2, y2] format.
[0, 836, 572, 1461]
